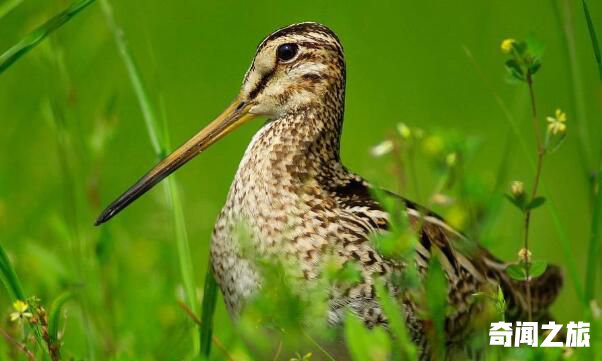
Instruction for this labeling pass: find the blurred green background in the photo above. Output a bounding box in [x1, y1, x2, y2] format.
[1, 0, 601, 360]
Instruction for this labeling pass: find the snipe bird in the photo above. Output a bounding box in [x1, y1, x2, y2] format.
[96, 22, 562, 359]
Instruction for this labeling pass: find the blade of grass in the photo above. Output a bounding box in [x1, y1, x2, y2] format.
[581, 0, 602, 80]
[0, 242, 25, 300]
[375, 280, 417, 360]
[580, 0, 602, 302]
[0, 0, 95, 74]
[99, 0, 199, 355]
[552, 0, 592, 184]
[42, 51, 98, 356]
[585, 171, 602, 301]
[177, 300, 235, 361]
[0, 0, 23, 19]
[48, 291, 74, 344]
[200, 268, 218, 358]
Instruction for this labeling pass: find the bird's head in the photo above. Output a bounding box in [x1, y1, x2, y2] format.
[95, 22, 345, 225]
[240, 22, 345, 117]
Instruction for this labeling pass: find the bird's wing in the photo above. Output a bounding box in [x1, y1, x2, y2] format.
[327, 175, 562, 322]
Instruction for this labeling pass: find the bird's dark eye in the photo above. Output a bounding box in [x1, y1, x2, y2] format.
[276, 43, 299, 62]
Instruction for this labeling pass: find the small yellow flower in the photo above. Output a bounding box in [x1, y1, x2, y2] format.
[518, 248, 532, 263]
[511, 181, 524, 197]
[501, 38, 516, 53]
[547, 108, 567, 135]
[397, 122, 411, 139]
[9, 300, 32, 322]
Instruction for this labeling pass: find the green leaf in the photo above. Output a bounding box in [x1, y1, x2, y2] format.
[513, 40, 528, 56]
[333, 261, 362, 284]
[504, 193, 527, 211]
[375, 280, 417, 360]
[527, 196, 546, 210]
[0, 0, 23, 19]
[496, 286, 507, 318]
[0, 243, 25, 300]
[505, 59, 525, 81]
[0, 0, 96, 74]
[48, 292, 74, 344]
[200, 268, 218, 358]
[506, 264, 527, 281]
[528, 62, 542, 76]
[425, 254, 447, 359]
[344, 312, 391, 361]
[529, 261, 548, 278]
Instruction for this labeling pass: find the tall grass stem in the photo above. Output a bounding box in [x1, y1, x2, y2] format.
[0, 0, 95, 74]
[581, 0, 602, 302]
[99, 0, 199, 354]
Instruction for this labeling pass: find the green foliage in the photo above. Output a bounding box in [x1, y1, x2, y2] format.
[581, 0, 602, 81]
[344, 312, 391, 361]
[0, 0, 23, 19]
[0, 243, 25, 301]
[501, 37, 543, 83]
[99, 0, 199, 355]
[201, 268, 218, 357]
[0, 0, 95, 74]
[506, 261, 548, 281]
[581, 0, 602, 307]
[47, 291, 73, 344]
[424, 254, 447, 360]
[505, 193, 546, 212]
[375, 280, 417, 360]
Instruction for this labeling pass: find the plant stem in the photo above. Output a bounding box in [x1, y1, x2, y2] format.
[581, 0, 602, 81]
[0, 327, 36, 361]
[177, 301, 235, 361]
[0, 0, 95, 74]
[581, 0, 602, 303]
[390, 135, 406, 194]
[523, 74, 545, 321]
[200, 267, 218, 357]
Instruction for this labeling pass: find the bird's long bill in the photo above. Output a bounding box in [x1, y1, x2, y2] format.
[95, 97, 255, 226]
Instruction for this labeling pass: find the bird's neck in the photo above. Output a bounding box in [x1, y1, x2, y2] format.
[235, 103, 346, 193]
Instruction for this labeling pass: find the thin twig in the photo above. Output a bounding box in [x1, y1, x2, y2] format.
[0, 327, 36, 361]
[272, 340, 283, 361]
[302, 331, 337, 361]
[522, 74, 546, 321]
[581, 0, 602, 303]
[390, 135, 406, 194]
[177, 301, 236, 361]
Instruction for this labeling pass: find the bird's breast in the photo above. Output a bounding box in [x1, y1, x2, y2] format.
[209, 121, 324, 315]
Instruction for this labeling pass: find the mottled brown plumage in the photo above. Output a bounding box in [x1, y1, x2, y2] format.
[96, 22, 563, 360]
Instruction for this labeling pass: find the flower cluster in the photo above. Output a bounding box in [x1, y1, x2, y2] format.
[500, 37, 543, 82]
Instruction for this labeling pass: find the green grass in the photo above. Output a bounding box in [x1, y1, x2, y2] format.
[0, 0, 95, 74]
[99, 0, 200, 356]
[581, 0, 602, 305]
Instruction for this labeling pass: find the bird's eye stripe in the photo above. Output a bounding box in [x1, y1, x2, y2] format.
[248, 68, 276, 100]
